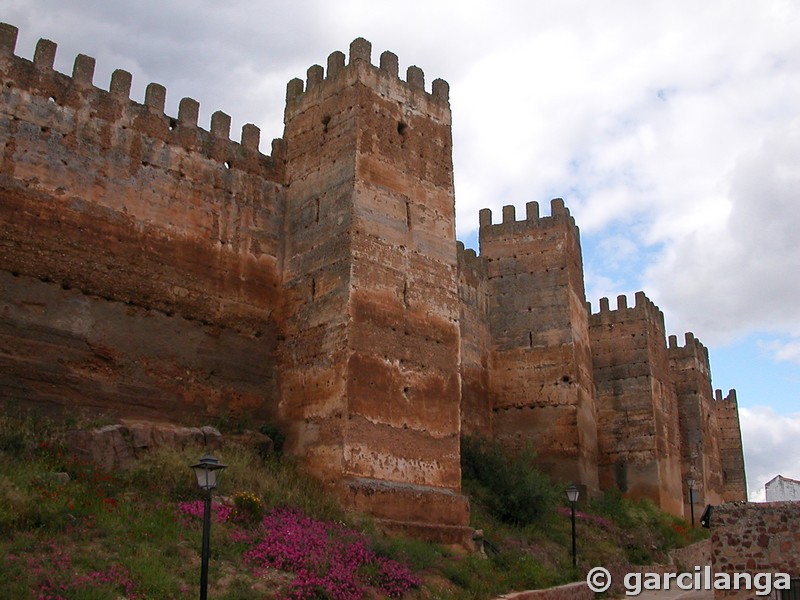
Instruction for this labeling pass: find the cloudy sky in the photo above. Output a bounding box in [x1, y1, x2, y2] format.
[4, 0, 798, 501]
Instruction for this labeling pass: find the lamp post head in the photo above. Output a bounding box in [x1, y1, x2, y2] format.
[191, 454, 228, 492]
[686, 476, 696, 490]
[566, 484, 580, 503]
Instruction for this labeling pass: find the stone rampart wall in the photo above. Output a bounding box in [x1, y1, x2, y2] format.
[711, 502, 800, 598]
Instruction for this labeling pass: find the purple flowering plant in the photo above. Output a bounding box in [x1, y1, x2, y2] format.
[179, 499, 418, 599]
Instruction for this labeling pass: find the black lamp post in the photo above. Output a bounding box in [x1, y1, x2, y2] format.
[565, 484, 579, 568]
[686, 476, 696, 528]
[191, 454, 228, 600]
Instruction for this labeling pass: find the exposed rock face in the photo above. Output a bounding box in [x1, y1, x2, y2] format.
[0, 21, 745, 539]
[64, 420, 275, 470]
[66, 421, 221, 470]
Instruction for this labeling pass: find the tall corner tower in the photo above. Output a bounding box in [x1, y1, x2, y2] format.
[278, 38, 469, 542]
[479, 200, 599, 492]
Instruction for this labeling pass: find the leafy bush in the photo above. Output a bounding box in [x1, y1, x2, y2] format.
[461, 435, 559, 526]
[230, 490, 266, 525]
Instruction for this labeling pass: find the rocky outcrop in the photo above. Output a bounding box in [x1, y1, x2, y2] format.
[65, 420, 271, 470]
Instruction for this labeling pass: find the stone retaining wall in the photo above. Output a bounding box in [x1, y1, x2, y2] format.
[494, 581, 593, 600]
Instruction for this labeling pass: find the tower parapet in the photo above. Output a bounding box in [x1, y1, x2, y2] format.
[590, 291, 667, 334]
[285, 37, 449, 113]
[479, 198, 576, 233]
[667, 332, 712, 379]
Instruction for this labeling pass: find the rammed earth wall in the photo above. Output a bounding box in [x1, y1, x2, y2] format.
[0, 21, 746, 537]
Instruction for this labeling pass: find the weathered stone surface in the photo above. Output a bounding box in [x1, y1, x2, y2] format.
[711, 502, 800, 599]
[589, 292, 683, 515]
[65, 421, 266, 470]
[0, 23, 746, 537]
[476, 200, 599, 491]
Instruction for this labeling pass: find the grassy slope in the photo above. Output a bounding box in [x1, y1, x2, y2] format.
[0, 412, 707, 599]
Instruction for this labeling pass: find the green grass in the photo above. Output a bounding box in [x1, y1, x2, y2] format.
[0, 410, 707, 599]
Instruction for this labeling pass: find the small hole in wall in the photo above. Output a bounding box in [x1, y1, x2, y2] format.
[403, 386, 410, 395]
[562, 375, 571, 383]
[321, 115, 331, 133]
[397, 121, 407, 136]
[224, 161, 231, 169]
[48, 96, 56, 103]
[168, 118, 177, 131]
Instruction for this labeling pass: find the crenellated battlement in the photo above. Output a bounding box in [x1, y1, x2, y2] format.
[0, 23, 283, 178]
[588, 290, 667, 332]
[667, 331, 711, 370]
[456, 241, 486, 274]
[478, 198, 577, 234]
[0, 24, 747, 533]
[715, 389, 738, 406]
[284, 37, 450, 120]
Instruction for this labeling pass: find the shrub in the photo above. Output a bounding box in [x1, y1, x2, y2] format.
[461, 435, 559, 526]
[258, 423, 286, 456]
[230, 491, 266, 525]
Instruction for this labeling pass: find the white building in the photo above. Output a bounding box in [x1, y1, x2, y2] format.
[765, 475, 800, 501]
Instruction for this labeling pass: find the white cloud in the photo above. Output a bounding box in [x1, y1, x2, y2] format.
[645, 120, 800, 343]
[739, 406, 800, 502]
[759, 338, 800, 366]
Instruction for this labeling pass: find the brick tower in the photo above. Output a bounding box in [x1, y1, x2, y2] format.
[279, 39, 470, 541]
[478, 200, 599, 491]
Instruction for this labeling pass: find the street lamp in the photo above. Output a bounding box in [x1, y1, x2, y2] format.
[686, 476, 696, 528]
[565, 484, 579, 568]
[190, 454, 228, 600]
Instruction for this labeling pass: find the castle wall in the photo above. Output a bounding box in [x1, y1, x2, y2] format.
[589, 292, 683, 515]
[0, 20, 748, 537]
[668, 332, 725, 513]
[0, 25, 284, 421]
[715, 389, 747, 501]
[457, 242, 492, 438]
[479, 200, 599, 491]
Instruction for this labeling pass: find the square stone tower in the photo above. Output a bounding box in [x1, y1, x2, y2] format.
[589, 292, 684, 515]
[279, 39, 470, 541]
[478, 200, 599, 491]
